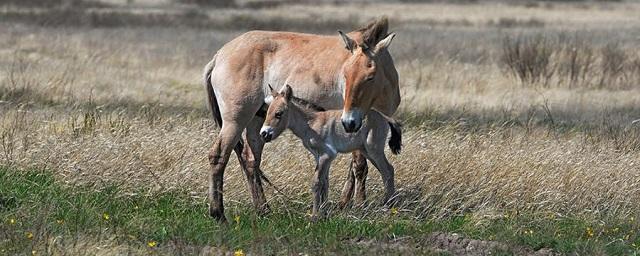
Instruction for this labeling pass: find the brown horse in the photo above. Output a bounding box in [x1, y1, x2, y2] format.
[203, 17, 399, 222]
[261, 84, 401, 220]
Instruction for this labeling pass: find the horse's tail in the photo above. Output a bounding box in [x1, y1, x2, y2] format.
[204, 54, 222, 128]
[374, 111, 402, 155]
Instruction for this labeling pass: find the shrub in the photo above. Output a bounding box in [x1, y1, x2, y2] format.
[501, 35, 555, 86]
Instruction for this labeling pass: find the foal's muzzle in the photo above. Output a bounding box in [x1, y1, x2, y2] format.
[260, 126, 274, 142]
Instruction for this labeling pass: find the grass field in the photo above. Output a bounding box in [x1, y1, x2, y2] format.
[2, 0, 640, 255]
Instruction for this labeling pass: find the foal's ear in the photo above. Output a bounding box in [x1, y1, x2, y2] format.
[338, 30, 355, 53]
[268, 84, 278, 97]
[281, 84, 293, 101]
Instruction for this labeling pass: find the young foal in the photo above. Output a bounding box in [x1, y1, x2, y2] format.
[260, 85, 401, 219]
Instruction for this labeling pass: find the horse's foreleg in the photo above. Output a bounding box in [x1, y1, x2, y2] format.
[239, 118, 270, 215]
[352, 151, 368, 204]
[338, 164, 355, 209]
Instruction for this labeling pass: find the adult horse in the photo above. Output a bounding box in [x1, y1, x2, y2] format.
[203, 17, 400, 222]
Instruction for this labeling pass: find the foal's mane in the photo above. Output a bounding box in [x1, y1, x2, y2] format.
[290, 96, 326, 112]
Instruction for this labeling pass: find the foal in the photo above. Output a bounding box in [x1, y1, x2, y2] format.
[260, 84, 401, 220]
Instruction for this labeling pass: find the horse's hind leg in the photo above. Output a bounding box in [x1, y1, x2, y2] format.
[208, 122, 245, 222]
[238, 117, 270, 214]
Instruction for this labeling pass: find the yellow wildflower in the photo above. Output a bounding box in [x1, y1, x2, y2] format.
[390, 207, 399, 215]
[56, 219, 64, 225]
[31, 250, 36, 255]
[147, 241, 157, 248]
[9, 218, 16, 225]
[234, 249, 245, 256]
[26, 232, 34, 239]
[234, 215, 241, 225]
[585, 227, 594, 238]
[103, 213, 110, 221]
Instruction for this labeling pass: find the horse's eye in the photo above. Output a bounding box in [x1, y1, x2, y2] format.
[274, 111, 283, 119]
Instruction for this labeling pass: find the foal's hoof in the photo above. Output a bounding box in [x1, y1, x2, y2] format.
[209, 207, 227, 223]
[383, 194, 399, 207]
[309, 215, 321, 223]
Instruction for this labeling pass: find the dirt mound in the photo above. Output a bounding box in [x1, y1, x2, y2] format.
[427, 232, 558, 256]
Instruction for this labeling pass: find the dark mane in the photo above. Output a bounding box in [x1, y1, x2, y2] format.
[356, 17, 389, 48]
[290, 96, 326, 112]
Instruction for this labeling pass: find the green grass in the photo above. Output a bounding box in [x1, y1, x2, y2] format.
[0, 166, 638, 255]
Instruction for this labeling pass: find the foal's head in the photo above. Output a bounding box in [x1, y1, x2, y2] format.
[260, 84, 293, 143]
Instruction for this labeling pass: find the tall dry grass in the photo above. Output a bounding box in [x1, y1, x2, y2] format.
[1, 1, 640, 225]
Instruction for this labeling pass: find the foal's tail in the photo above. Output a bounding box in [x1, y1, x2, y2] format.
[203, 54, 222, 128]
[387, 119, 402, 155]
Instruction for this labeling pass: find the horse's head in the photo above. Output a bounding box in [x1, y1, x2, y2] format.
[338, 17, 396, 133]
[260, 84, 293, 143]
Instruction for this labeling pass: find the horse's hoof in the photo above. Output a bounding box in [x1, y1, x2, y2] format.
[338, 200, 350, 210]
[209, 207, 227, 223]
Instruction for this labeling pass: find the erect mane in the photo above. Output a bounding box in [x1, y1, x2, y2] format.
[355, 17, 389, 48]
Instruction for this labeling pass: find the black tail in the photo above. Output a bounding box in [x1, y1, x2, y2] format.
[204, 55, 245, 152]
[388, 120, 402, 155]
[204, 55, 222, 128]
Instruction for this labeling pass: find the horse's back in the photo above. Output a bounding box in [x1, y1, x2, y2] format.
[211, 30, 348, 110]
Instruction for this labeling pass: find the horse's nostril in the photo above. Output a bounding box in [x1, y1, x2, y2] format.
[346, 121, 355, 130]
[342, 119, 359, 133]
[260, 131, 267, 137]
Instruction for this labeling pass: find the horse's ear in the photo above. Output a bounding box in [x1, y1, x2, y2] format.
[338, 30, 355, 53]
[268, 84, 278, 97]
[374, 32, 395, 55]
[282, 84, 293, 101]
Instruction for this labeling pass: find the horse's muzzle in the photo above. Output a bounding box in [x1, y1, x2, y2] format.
[341, 110, 363, 133]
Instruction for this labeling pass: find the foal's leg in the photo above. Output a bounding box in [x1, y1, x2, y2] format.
[364, 149, 396, 205]
[208, 123, 245, 222]
[239, 117, 269, 214]
[311, 153, 334, 221]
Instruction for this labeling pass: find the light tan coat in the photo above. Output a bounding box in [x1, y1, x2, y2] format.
[204, 17, 400, 221]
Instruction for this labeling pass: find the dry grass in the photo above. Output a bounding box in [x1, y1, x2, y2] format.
[1, 2, 640, 253]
